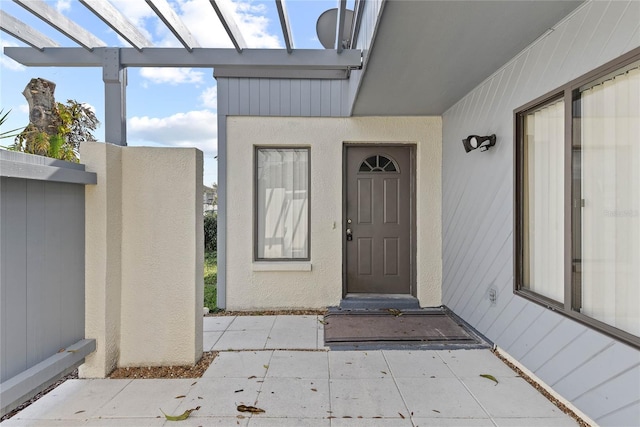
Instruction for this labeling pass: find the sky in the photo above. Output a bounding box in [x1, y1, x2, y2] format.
[0, 0, 353, 186]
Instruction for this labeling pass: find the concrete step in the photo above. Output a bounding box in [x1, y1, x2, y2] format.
[334, 294, 421, 311]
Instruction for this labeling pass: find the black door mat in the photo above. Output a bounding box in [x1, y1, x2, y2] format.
[323, 308, 492, 350]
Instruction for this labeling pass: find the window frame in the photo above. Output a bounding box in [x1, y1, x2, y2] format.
[514, 47, 640, 348]
[253, 146, 311, 262]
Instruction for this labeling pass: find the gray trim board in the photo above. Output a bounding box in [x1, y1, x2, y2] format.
[0, 339, 95, 417]
[0, 150, 87, 170]
[0, 160, 97, 185]
[4, 47, 362, 69]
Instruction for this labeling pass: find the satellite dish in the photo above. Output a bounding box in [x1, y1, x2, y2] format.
[316, 8, 354, 49]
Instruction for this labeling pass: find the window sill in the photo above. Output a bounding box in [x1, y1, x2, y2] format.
[252, 262, 312, 272]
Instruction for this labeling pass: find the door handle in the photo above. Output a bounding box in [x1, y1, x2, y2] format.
[346, 228, 353, 241]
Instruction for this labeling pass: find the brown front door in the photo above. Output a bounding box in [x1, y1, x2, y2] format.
[345, 145, 413, 294]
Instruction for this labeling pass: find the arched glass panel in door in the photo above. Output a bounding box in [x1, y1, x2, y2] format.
[358, 154, 399, 172]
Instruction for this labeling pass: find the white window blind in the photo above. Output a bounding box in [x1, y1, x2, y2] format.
[256, 148, 309, 259]
[579, 65, 640, 336]
[523, 98, 565, 302]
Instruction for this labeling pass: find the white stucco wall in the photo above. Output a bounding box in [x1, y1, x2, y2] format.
[79, 142, 122, 378]
[80, 142, 203, 376]
[119, 147, 204, 367]
[226, 116, 442, 310]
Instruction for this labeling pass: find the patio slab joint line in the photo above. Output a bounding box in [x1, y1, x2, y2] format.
[380, 350, 416, 423]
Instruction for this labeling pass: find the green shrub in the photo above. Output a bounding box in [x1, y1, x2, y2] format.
[204, 251, 217, 309]
[204, 212, 217, 252]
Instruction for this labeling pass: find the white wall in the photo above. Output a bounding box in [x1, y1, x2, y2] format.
[225, 116, 442, 310]
[80, 142, 203, 377]
[442, 1, 640, 425]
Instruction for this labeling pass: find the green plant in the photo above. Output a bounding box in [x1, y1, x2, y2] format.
[204, 251, 217, 309]
[10, 99, 99, 162]
[0, 109, 24, 144]
[204, 212, 217, 252]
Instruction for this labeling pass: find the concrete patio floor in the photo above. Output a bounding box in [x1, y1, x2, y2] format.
[1, 315, 579, 426]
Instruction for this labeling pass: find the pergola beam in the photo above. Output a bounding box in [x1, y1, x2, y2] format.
[145, 0, 200, 52]
[213, 67, 348, 79]
[350, 0, 365, 49]
[4, 47, 362, 69]
[210, 0, 247, 53]
[275, 0, 294, 54]
[0, 11, 59, 50]
[335, 0, 347, 53]
[12, 0, 106, 50]
[79, 0, 152, 51]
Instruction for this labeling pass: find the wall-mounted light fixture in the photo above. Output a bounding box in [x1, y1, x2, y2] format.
[462, 134, 496, 153]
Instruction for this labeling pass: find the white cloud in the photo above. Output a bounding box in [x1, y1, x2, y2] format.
[0, 41, 26, 71]
[56, 0, 71, 12]
[109, 0, 156, 43]
[128, 110, 217, 154]
[200, 86, 217, 109]
[166, 0, 281, 49]
[110, 0, 157, 25]
[139, 68, 205, 85]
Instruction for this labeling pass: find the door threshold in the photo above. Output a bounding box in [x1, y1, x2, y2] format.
[336, 294, 420, 310]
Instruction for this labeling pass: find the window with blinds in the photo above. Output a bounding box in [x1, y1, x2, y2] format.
[522, 97, 565, 303]
[574, 62, 640, 337]
[255, 148, 310, 260]
[515, 48, 640, 347]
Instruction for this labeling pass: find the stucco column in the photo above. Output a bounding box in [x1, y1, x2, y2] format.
[118, 147, 203, 367]
[79, 142, 203, 377]
[79, 142, 123, 378]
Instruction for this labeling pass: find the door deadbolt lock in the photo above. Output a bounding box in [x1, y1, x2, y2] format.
[346, 228, 353, 241]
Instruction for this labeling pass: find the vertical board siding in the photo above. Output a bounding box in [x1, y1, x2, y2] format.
[441, 2, 640, 425]
[217, 77, 350, 118]
[0, 176, 85, 383]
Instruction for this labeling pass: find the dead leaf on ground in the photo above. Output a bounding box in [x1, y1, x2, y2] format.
[318, 319, 327, 325]
[480, 374, 499, 385]
[234, 389, 244, 393]
[174, 395, 186, 399]
[237, 405, 265, 414]
[248, 376, 257, 379]
[263, 365, 269, 369]
[432, 409, 440, 413]
[160, 406, 200, 421]
[399, 412, 405, 419]
[387, 308, 403, 317]
[74, 410, 85, 414]
[311, 388, 317, 392]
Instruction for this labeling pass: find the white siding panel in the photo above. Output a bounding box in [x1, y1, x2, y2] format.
[597, 400, 640, 427]
[443, 3, 640, 423]
[554, 343, 640, 401]
[573, 365, 640, 420]
[536, 333, 614, 388]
